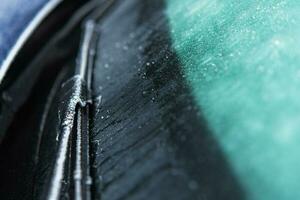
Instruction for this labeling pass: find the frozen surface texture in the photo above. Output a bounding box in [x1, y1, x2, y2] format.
[90, 0, 244, 199]
[167, 0, 300, 199]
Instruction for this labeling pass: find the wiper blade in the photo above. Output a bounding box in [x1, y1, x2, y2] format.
[46, 21, 97, 200]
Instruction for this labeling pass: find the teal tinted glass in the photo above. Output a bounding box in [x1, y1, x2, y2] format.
[167, 0, 300, 199]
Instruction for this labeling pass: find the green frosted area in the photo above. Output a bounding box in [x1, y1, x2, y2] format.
[166, 0, 300, 199]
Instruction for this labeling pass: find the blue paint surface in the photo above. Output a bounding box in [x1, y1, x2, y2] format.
[0, 0, 48, 68]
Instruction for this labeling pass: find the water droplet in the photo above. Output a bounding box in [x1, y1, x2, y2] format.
[188, 180, 199, 190]
[129, 32, 135, 38]
[115, 42, 121, 48]
[86, 177, 92, 185]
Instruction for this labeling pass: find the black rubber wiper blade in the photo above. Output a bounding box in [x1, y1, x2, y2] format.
[0, 0, 89, 143]
[46, 20, 97, 200]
